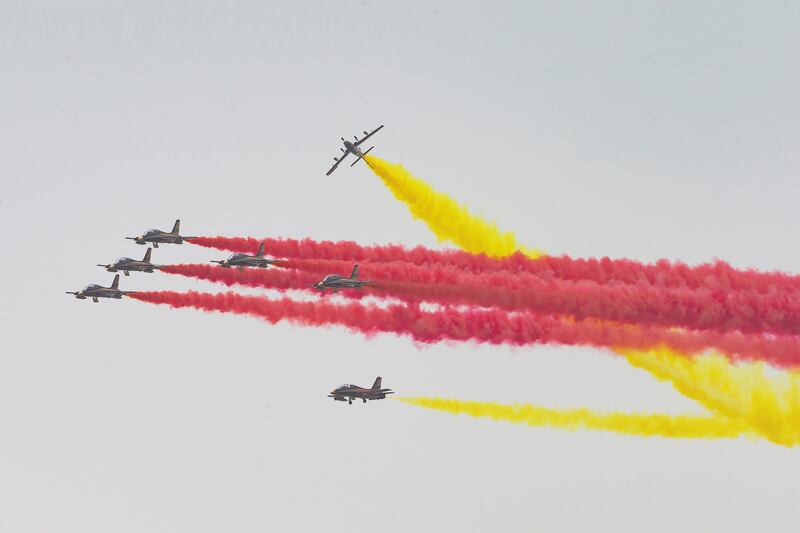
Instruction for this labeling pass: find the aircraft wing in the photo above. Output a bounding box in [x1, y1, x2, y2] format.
[355, 125, 384, 146]
[326, 151, 349, 176]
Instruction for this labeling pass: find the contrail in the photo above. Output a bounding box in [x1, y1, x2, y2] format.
[189, 235, 800, 295]
[162, 263, 800, 368]
[394, 397, 751, 440]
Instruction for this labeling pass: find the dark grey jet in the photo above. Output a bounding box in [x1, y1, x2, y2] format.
[126, 219, 196, 248]
[65, 274, 136, 303]
[211, 242, 283, 270]
[98, 248, 160, 276]
[313, 264, 374, 293]
[325, 124, 383, 176]
[329, 377, 394, 405]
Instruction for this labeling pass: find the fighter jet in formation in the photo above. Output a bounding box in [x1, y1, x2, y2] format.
[329, 377, 394, 405]
[65, 274, 135, 303]
[211, 242, 282, 269]
[126, 219, 195, 248]
[97, 248, 160, 276]
[313, 265, 374, 293]
[325, 124, 384, 176]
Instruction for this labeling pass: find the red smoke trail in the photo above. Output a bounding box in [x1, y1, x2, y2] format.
[167, 260, 800, 337]
[160, 263, 376, 302]
[128, 290, 800, 368]
[161, 264, 316, 292]
[188, 236, 800, 294]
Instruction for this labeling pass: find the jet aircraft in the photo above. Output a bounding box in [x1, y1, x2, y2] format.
[325, 124, 384, 176]
[211, 242, 282, 269]
[329, 377, 394, 405]
[98, 248, 159, 276]
[126, 219, 195, 247]
[313, 264, 374, 293]
[65, 274, 135, 303]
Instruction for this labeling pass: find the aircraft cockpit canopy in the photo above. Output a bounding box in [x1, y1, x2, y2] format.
[83, 284, 101, 291]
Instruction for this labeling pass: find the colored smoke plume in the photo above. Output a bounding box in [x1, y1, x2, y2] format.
[129, 289, 800, 369]
[395, 397, 750, 440]
[361, 155, 800, 441]
[163, 263, 800, 368]
[189, 235, 800, 295]
[622, 347, 800, 446]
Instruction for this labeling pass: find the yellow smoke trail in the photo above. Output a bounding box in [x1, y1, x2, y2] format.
[395, 397, 750, 440]
[367, 155, 799, 445]
[620, 348, 800, 446]
[366, 156, 543, 258]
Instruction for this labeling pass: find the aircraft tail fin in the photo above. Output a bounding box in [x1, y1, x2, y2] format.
[171, 219, 180, 234]
[349, 155, 363, 168]
[350, 264, 359, 279]
[143, 248, 152, 263]
[256, 242, 265, 257]
[111, 274, 120, 290]
[371, 377, 382, 390]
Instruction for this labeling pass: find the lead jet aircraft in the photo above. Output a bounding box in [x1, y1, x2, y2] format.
[211, 242, 282, 269]
[97, 248, 160, 276]
[329, 377, 394, 405]
[126, 219, 196, 247]
[325, 124, 384, 176]
[313, 264, 374, 293]
[65, 274, 135, 303]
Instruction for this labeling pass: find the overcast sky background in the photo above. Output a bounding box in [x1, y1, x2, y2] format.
[1, 1, 799, 532]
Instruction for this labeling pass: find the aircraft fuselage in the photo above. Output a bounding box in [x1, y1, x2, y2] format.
[103, 259, 156, 274]
[329, 384, 394, 405]
[217, 255, 275, 269]
[131, 232, 185, 246]
[313, 276, 371, 292]
[343, 140, 363, 158]
[68, 286, 125, 302]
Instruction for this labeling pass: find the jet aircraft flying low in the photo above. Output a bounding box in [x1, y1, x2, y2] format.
[65, 274, 136, 303]
[126, 219, 196, 247]
[313, 264, 374, 293]
[329, 377, 394, 405]
[325, 124, 383, 176]
[98, 248, 160, 276]
[211, 242, 283, 269]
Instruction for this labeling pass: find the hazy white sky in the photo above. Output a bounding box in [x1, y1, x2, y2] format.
[1, 1, 799, 532]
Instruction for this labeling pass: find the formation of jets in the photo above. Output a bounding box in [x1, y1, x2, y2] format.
[69, 219, 191, 303]
[68, 126, 398, 401]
